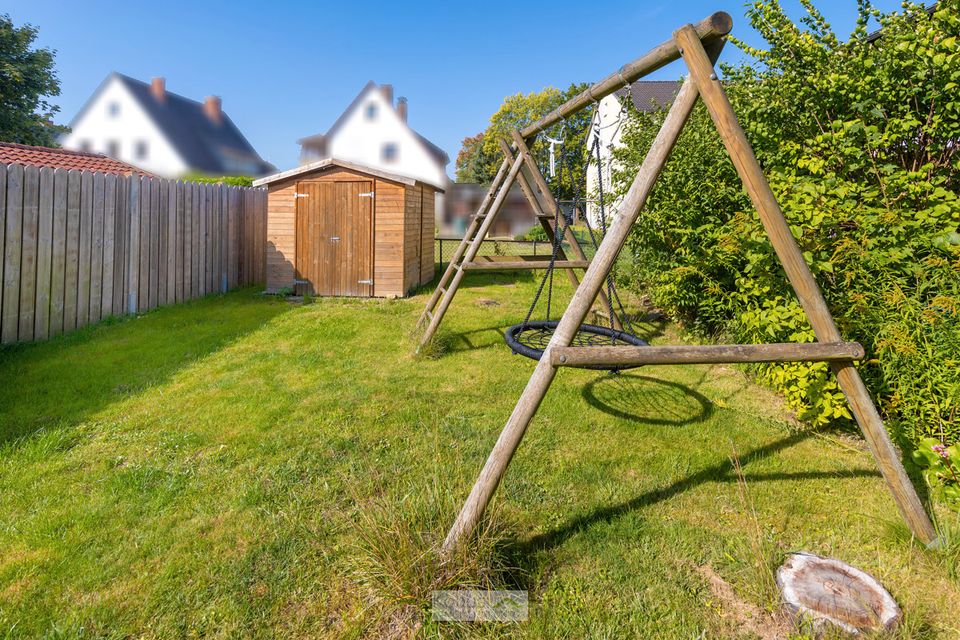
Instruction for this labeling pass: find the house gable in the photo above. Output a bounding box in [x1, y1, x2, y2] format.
[62, 74, 188, 177]
[299, 83, 449, 189]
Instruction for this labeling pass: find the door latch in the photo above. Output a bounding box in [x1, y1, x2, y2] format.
[358, 192, 374, 198]
[358, 279, 374, 285]
[330, 236, 340, 241]
[294, 192, 308, 198]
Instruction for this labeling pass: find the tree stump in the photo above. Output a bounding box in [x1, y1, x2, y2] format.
[776, 552, 901, 635]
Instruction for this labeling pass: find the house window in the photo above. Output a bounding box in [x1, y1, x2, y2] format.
[106, 140, 120, 158]
[108, 102, 120, 117]
[79, 140, 92, 152]
[135, 141, 149, 160]
[366, 103, 378, 120]
[382, 143, 398, 162]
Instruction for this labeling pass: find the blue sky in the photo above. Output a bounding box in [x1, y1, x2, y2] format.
[9, 0, 900, 177]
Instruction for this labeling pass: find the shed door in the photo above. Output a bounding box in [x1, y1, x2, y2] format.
[295, 180, 374, 297]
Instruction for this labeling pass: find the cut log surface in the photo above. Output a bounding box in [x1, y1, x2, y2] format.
[776, 552, 901, 634]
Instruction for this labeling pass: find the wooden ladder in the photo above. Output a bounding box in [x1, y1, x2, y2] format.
[416, 135, 621, 351]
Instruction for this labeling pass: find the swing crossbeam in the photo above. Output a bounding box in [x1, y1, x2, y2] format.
[550, 341, 865, 368]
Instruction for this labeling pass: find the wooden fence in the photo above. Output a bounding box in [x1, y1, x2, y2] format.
[0, 163, 267, 345]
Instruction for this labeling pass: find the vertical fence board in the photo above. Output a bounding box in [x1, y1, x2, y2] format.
[190, 183, 199, 298]
[148, 177, 160, 309]
[101, 174, 117, 318]
[88, 172, 105, 324]
[34, 167, 54, 339]
[183, 181, 192, 300]
[114, 177, 128, 317]
[157, 178, 168, 306]
[137, 176, 150, 312]
[198, 184, 207, 297]
[174, 182, 183, 303]
[76, 171, 93, 328]
[219, 186, 228, 292]
[0, 166, 6, 334]
[166, 181, 176, 304]
[63, 170, 81, 331]
[17, 165, 40, 341]
[2, 164, 23, 343]
[127, 176, 141, 314]
[49, 168, 68, 336]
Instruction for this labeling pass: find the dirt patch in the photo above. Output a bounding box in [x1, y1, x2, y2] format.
[697, 564, 792, 640]
[475, 299, 500, 307]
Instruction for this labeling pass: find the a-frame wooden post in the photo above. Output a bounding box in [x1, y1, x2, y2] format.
[673, 25, 938, 545]
[441, 16, 938, 552]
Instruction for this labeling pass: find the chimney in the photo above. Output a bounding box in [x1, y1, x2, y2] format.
[204, 95, 222, 125]
[151, 77, 166, 102]
[397, 96, 408, 122]
[379, 84, 393, 106]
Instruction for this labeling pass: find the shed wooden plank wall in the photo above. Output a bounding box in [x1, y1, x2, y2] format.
[0, 163, 266, 345]
[374, 180, 405, 298]
[265, 166, 420, 298]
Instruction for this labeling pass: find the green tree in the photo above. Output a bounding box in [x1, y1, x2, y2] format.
[612, 1, 960, 452]
[455, 83, 593, 201]
[0, 14, 67, 146]
[454, 133, 496, 183]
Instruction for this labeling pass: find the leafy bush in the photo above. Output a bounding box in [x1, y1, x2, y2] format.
[181, 173, 254, 187]
[611, 1, 960, 454]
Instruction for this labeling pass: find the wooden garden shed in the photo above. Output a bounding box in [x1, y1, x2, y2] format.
[254, 159, 440, 298]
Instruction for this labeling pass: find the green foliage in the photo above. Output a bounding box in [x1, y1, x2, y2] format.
[275, 286, 293, 298]
[516, 225, 550, 242]
[455, 83, 593, 200]
[911, 438, 960, 508]
[0, 14, 68, 146]
[613, 1, 960, 458]
[181, 173, 254, 187]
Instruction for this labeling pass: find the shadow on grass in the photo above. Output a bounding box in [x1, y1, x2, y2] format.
[0, 288, 290, 448]
[502, 430, 882, 580]
[582, 373, 714, 426]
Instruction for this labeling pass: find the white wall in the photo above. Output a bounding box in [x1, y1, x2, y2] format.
[585, 93, 629, 227]
[327, 87, 448, 190]
[62, 76, 187, 178]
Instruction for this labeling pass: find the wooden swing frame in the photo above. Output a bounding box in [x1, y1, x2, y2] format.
[424, 12, 939, 550]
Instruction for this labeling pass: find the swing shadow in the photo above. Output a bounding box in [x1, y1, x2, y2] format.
[500, 431, 882, 575]
[581, 373, 714, 426]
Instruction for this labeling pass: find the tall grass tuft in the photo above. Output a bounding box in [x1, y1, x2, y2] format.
[347, 471, 519, 636]
[730, 446, 782, 612]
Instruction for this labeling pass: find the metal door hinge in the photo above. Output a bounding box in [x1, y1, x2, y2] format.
[330, 236, 340, 241]
[294, 192, 308, 198]
[358, 279, 374, 285]
[358, 192, 374, 198]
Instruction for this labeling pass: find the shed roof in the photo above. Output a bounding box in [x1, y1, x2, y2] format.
[0, 141, 153, 175]
[253, 157, 445, 192]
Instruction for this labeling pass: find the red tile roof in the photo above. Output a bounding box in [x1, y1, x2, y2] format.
[0, 141, 152, 176]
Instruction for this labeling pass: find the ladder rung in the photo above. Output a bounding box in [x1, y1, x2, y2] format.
[425, 309, 433, 320]
[462, 259, 589, 271]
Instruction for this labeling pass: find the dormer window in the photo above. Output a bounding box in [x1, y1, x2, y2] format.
[382, 143, 398, 163]
[366, 103, 378, 120]
[108, 102, 120, 117]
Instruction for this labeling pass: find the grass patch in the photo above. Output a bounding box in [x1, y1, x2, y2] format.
[0, 275, 957, 638]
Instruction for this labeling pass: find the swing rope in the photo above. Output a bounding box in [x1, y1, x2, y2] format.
[504, 107, 648, 371]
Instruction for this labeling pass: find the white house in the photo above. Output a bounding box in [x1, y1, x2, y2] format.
[297, 82, 449, 215]
[585, 81, 680, 225]
[62, 73, 273, 178]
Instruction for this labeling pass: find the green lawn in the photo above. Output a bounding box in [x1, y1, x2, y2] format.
[0, 275, 957, 639]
